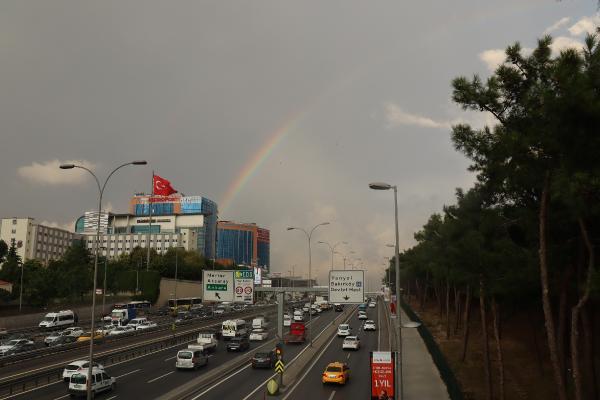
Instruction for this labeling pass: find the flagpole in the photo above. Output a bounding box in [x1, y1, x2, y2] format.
[146, 171, 154, 271]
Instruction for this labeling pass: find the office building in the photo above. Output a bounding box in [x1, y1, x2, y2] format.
[0, 217, 82, 265]
[75, 194, 218, 259]
[216, 221, 270, 270]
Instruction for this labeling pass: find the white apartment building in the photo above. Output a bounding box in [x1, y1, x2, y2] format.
[0, 218, 82, 265]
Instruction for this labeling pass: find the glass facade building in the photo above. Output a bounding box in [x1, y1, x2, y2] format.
[216, 221, 270, 270]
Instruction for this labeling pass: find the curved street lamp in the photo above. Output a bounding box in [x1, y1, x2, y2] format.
[60, 160, 147, 400]
[369, 180, 402, 400]
[317, 240, 348, 271]
[287, 222, 329, 346]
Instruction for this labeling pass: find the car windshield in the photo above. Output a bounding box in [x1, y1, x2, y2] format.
[255, 352, 270, 358]
[44, 316, 55, 322]
[326, 366, 342, 372]
[339, 325, 349, 330]
[178, 351, 193, 359]
[70, 374, 87, 384]
[366, 320, 374, 324]
[344, 337, 357, 341]
[231, 339, 241, 343]
[65, 364, 80, 371]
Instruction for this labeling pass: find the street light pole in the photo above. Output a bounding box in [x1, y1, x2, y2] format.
[60, 160, 146, 400]
[287, 222, 329, 347]
[18, 261, 23, 312]
[102, 254, 108, 315]
[369, 181, 402, 400]
[317, 241, 347, 271]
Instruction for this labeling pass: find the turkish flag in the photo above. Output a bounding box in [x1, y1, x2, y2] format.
[153, 174, 177, 196]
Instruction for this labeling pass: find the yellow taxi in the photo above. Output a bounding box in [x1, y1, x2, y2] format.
[322, 362, 350, 385]
[76, 331, 104, 343]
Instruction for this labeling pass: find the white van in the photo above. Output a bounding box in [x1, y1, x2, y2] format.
[221, 319, 248, 340]
[68, 367, 115, 397]
[175, 348, 209, 370]
[252, 317, 269, 330]
[39, 310, 75, 330]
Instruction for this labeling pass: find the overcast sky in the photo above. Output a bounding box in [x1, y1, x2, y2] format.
[1, 1, 597, 289]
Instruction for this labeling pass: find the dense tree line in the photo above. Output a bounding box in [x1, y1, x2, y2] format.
[388, 35, 600, 400]
[0, 239, 226, 306]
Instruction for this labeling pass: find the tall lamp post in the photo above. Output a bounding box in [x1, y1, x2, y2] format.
[317, 241, 347, 271]
[369, 181, 402, 400]
[287, 222, 329, 347]
[173, 245, 185, 309]
[60, 160, 147, 400]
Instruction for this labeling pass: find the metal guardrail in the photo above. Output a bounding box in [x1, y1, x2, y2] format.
[0, 306, 276, 398]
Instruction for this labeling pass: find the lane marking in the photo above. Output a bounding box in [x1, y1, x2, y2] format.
[229, 311, 347, 400]
[346, 353, 351, 360]
[106, 396, 117, 400]
[327, 391, 336, 400]
[115, 369, 140, 379]
[51, 395, 69, 400]
[281, 309, 355, 400]
[164, 356, 176, 362]
[147, 371, 174, 383]
[190, 364, 251, 399]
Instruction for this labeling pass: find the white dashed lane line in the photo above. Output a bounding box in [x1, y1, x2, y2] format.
[115, 369, 141, 379]
[327, 391, 336, 400]
[147, 371, 174, 383]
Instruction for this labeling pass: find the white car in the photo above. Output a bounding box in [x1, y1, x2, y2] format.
[135, 321, 158, 330]
[358, 312, 368, 320]
[63, 327, 85, 337]
[337, 324, 351, 337]
[342, 336, 360, 350]
[283, 316, 292, 327]
[364, 320, 376, 331]
[369, 302, 376, 308]
[293, 313, 304, 322]
[96, 324, 115, 335]
[127, 318, 148, 329]
[108, 326, 135, 336]
[214, 308, 225, 315]
[45, 326, 84, 346]
[63, 360, 104, 382]
[249, 328, 270, 341]
[68, 367, 115, 397]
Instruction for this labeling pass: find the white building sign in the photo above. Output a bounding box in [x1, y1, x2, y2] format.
[329, 270, 365, 304]
[203, 270, 234, 302]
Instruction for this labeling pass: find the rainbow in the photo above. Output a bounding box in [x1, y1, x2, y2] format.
[220, 111, 302, 214]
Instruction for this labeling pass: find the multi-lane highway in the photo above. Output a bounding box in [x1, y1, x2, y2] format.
[281, 301, 384, 400]
[2, 299, 387, 400]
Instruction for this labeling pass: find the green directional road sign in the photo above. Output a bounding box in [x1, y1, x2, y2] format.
[275, 360, 285, 374]
[206, 284, 227, 291]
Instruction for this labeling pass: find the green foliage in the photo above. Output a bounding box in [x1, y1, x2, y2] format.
[0, 240, 7, 264]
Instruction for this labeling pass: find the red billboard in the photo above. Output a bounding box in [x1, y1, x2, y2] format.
[371, 351, 396, 400]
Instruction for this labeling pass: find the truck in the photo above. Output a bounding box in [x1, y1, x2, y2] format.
[110, 307, 136, 326]
[284, 322, 306, 344]
[187, 332, 218, 353]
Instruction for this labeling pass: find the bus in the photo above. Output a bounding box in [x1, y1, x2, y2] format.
[168, 297, 202, 311]
[129, 300, 151, 309]
[221, 319, 248, 340]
